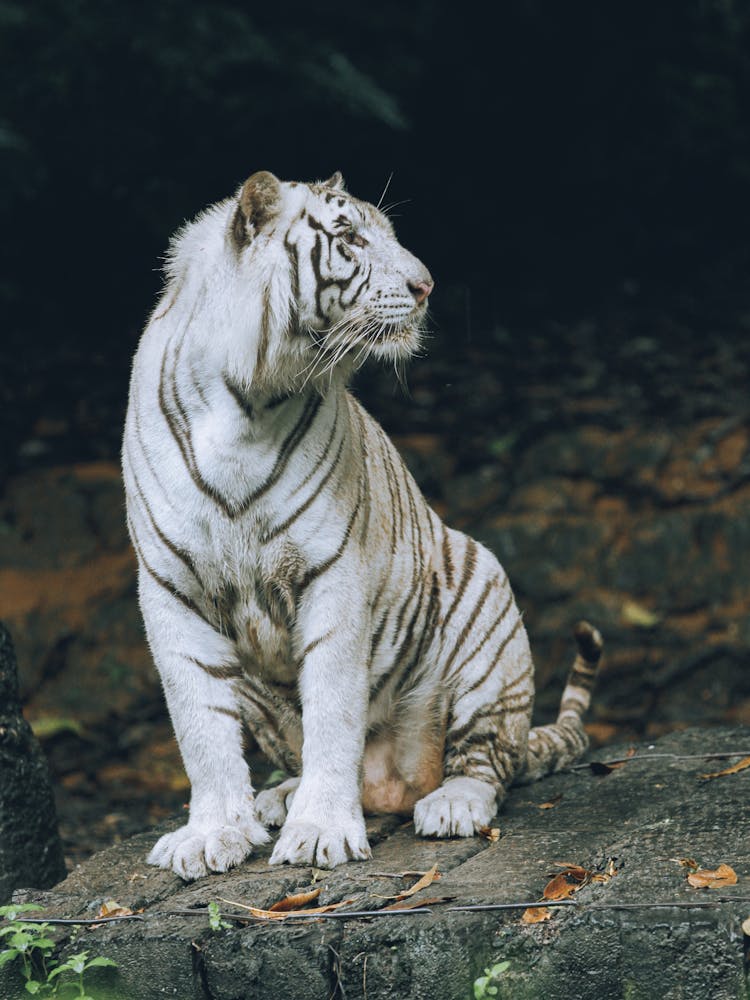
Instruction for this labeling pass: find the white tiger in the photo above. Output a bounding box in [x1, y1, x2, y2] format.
[122, 170, 602, 879]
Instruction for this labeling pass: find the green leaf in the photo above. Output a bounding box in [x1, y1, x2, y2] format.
[0, 948, 20, 967]
[489, 961, 510, 977]
[10, 931, 34, 949]
[46, 965, 68, 980]
[84, 956, 117, 969]
[30, 716, 84, 740]
[0, 904, 43, 919]
[474, 975, 489, 999]
[24, 980, 42, 994]
[32, 937, 56, 951]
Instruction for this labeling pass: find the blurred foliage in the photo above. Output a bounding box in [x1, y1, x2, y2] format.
[0, 0, 749, 351]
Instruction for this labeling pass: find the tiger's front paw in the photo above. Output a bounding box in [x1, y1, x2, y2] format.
[147, 816, 270, 881]
[414, 776, 497, 838]
[269, 814, 371, 868]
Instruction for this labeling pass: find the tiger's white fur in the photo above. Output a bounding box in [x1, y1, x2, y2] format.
[122, 171, 601, 879]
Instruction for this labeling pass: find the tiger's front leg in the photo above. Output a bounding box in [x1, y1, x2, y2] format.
[138, 572, 269, 880]
[269, 579, 372, 868]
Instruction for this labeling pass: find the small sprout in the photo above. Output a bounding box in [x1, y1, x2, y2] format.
[474, 960, 511, 999]
[207, 902, 232, 931]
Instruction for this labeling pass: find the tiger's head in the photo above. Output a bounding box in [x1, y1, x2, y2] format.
[227, 170, 433, 386]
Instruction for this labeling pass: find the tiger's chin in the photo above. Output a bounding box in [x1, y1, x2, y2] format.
[368, 323, 424, 362]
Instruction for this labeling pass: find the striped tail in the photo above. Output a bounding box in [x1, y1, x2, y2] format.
[515, 620, 603, 785]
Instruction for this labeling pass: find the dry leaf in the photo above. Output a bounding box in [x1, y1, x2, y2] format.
[382, 895, 453, 911]
[538, 794, 563, 810]
[742, 916, 750, 936]
[700, 756, 750, 780]
[671, 857, 699, 871]
[542, 874, 579, 900]
[478, 826, 501, 842]
[219, 896, 354, 919]
[591, 859, 618, 883]
[521, 906, 552, 924]
[97, 899, 134, 918]
[551, 863, 589, 883]
[686, 864, 738, 889]
[621, 599, 661, 628]
[372, 863, 440, 900]
[269, 888, 322, 912]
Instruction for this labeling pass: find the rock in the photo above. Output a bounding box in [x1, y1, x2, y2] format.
[4, 726, 749, 999]
[0, 622, 67, 903]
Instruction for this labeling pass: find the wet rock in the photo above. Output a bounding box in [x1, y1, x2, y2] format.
[0, 622, 67, 902]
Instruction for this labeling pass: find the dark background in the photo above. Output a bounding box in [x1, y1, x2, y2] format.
[1, 1, 750, 866]
[2, 0, 750, 457]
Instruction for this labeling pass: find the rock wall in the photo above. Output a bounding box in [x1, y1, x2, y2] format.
[0, 622, 66, 902]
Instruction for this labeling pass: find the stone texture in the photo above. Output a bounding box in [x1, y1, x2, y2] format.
[0, 622, 67, 903]
[4, 726, 750, 999]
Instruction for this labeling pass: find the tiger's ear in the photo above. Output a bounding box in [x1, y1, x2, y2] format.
[231, 171, 282, 250]
[322, 171, 346, 191]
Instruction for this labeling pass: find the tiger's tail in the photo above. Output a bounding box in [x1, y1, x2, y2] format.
[515, 620, 603, 785]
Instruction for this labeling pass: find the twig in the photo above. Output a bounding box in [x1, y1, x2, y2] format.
[448, 896, 750, 912]
[365, 871, 434, 879]
[2, 915, 145, 925]
[569, 751, 750, 771]
[328, 944, 347, 1000]
[164, 906, 433, 921]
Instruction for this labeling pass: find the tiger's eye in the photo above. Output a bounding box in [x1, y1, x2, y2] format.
[344, 229, 367, 248]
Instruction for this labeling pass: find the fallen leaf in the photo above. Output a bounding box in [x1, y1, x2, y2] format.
[687, 864, 738, 889]
[478, 826, 500, 842]
[591, 859, 618, 883]
[671, 857, 699, 871]
[521, 906, 552, 924]
[621, 599, 661, 628]
[538, 794, 563, 810]
[382, 895, 453, 911]
[550, 863, 589, 883]
[543, 874, 579, 900]
[219, 896, 354, 919]
[269, 888, 322, 912]
[372, 863, 441, 900]
[97, 900, 134, 918]
[742, 916, 750, 936]
[700, 756, 750, 780]
[311, 868, 328, 884]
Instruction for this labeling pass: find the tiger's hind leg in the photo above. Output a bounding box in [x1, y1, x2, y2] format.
[414, 589, 534, 838]
[255, 777, 300, 828]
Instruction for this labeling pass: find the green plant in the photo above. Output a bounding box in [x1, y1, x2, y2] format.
[0, 904, 117, 998]
[47, 952, 117, 998]
[207, 902, 231, 932]
[473, 960, 511, 999]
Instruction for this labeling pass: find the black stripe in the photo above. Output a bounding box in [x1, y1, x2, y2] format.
[298, 470, 362, 591]
[440, 537, 478, 639]
[441, 573, 499, 679]
[186, 656, 242, 681]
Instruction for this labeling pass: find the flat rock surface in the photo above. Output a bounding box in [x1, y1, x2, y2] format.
[5, 725, 750, 1000]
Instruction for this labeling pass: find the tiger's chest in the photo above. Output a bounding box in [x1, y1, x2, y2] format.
[187, 518, 303, 684]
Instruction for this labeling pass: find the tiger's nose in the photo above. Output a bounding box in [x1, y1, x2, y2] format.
[408, 278, 434, 304]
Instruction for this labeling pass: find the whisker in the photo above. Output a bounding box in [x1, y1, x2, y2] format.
[376, 173, 394, 211]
